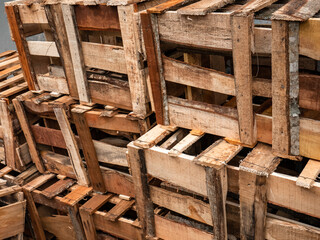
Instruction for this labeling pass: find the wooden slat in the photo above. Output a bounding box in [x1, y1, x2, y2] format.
[147, 0, 196, 14]
[239, 144, 281, 239]
[300, 19, 320, 61]
[0, 50, 16, 59]
[234, 0, 279, 16]
[232, 15, 255, 146]
[0, 82, 28, 98]
[140, 12, 168, 124]
[28, 41, 60, 57]
[45, 4, 78, 99]
[178, 0, 234, 16]
[118, 5, 149, 116]
[272, 0, 320, 21]
[54, 107, 90, 186]
[0, 185, 21, 197]
[0, 73, 24, 91]
[24, 173, 56, 192]
[37, 74, 70, 94]
[41, 179, 75, 199]
[13, 98, 45, 173]
[168, 132, 204, 157]
[72, 108, 106, 192]
[0, 166, 12, 178]
[0, 64, 21, 80]
[104, 199, 135, 221]
[272, 21, 300, 155]
[60, 185, 92, 206]
[5, 5, 37, 90]
[296, 159, 320, 189]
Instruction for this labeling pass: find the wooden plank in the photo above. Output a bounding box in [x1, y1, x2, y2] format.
[272, 0, 320, 21]
[82, 42, 127, 74]
[300, 19, 320, 61]
[148, 0, 196, 14]
[24, 173, 56, 192]
[0, 64, 21, 80]
[0, 201, 26, 239]
[74, 5, 120, 31]
[168, 132, 204, 157]
[239, 144, 281, 240]
[12, 99, 45, 173]
[140, 12, 168, 124]
[155, 215, 213, 240]
[72, 108, 106, 192]
[232, 15, 255, 146]
[0, 50, 16, 59]
[0, 73, 24, 90]
[127, 144, 155, 237]
[41, 179, 75, 199]
[272, 21, 300, 156]
[234, 0, 279, 16]
[37, 74, 70, 94]
[45, 4, 79, 99]
[0, 99, 19, 170]
[28, 41, 60, 57]
[0, 166, 12, 178]
[168, 96, 240, 140]
[296, 159, 320, 189]
[134, 124, 175, 148]
[0, 82, 28, 98]
[5, 5, 37, 90]
[178, 0, 234, 16]
[0, 57, 20, 71]
[60, 185, 92, 206]
[18, 3, 47, 24]
[163, 55, 235, 96]
[118, 5, 149, 117]
[54, 107, 89, 186]
[0, 185, 21, 197]
[104, 199, 135, 221]
[61, 4, 90, 103]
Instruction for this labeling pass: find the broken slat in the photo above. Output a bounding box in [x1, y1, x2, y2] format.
[24, 173, 56, 192]
[60, 185, 93, 206]
[178, 0, 234, 16]
[168, 131, 204, 157]
[0, 185, 21, 197]
[104, 199, 135, 222]
[134, 124, 176, 148]
[272, 0, 320, 21]
[0, 166, 12, 178]
[160, 129, 186, 149]
[147, 0, 196, 14]
[239, 144, 281, 239]
[41, 179, 75, 199]
[296, 159, 320, 189]
[234, 0, 279, 16]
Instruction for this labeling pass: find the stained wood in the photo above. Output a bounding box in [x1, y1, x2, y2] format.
[178, 0, 234, 16]
[118, 5, 150, 117]
[168, 96, 240, 140]
[272, 0, 320, 21]
[61, 4, 90, 103]
[235, 0, 279, 16]
[300, 19, 320, 61]
[72, 109, 106, 192]
[74, 5, 120, 31]
[60, 185, 92, 206]
[105, 199, 135, 221]
[141, 12, 167, 124]
[54, 107, 89, 186]
[272, 21, 299, 155]
[5, 5, 37, 90]
[0, 73, 24, 90]
[12, 99, 45, 173]
[0, 64, 21, 80]
[232, 15, 256, 146]
[0, 82, 28, 98]
[41, 179, 75, 199]
[148, 0, 197, 14]
[296, 159, 320, 189]
[45, 4, 79, 99]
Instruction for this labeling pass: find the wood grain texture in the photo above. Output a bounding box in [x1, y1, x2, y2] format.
[178, 0, 234, 16]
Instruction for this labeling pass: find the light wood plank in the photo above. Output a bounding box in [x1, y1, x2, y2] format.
[296, 159, 320, 189]
[168, 132, 204, 157]
[178, 0, 234, 16]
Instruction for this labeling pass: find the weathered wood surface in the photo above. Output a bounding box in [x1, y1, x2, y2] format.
[272, 0, 320, 21]
[296, 159, 320, 189]
[178, 0, 234, 16]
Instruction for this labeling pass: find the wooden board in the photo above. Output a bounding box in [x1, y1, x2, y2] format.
[178, 0, 234, 16]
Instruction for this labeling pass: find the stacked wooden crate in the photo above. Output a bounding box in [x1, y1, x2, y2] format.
[1, 0, 320, 239]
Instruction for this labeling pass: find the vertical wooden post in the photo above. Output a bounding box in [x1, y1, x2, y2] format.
[127, 142, 155, 239]
[5, 5, 37, 90]
[72, 107, 106, 192]
[272, 20, 299, 156]
[45, 4, 78, 99]
[232, 14, 256, 146]
[12, 99, 45, 173]
[239, 144, 281, 240]
[140, 12, 168, 125]
[54, 107, 90, 186]
[118, 5, 150, 117]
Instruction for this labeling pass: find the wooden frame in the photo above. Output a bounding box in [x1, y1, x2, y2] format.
[0, 51, 29, 171]
[128, 125, 320, 239]
[141, 0, 320, 159]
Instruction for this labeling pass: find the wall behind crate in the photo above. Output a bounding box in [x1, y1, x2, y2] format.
[0, 2, 16, 52]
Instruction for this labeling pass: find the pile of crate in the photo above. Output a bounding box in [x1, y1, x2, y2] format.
[1, 0, 320, 239]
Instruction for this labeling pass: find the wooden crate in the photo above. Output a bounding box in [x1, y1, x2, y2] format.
[0, 162, 39, 186]
[22, 173, 92, 240]
[0, 50, 30, 171]
[0, 183, 26, 239]
[13, 90, 146, 193]
[5, 0, 168, 118]
[79, 192, 142, 240]
[141, 0, 320, 159]
[127, 125, 320, 239]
